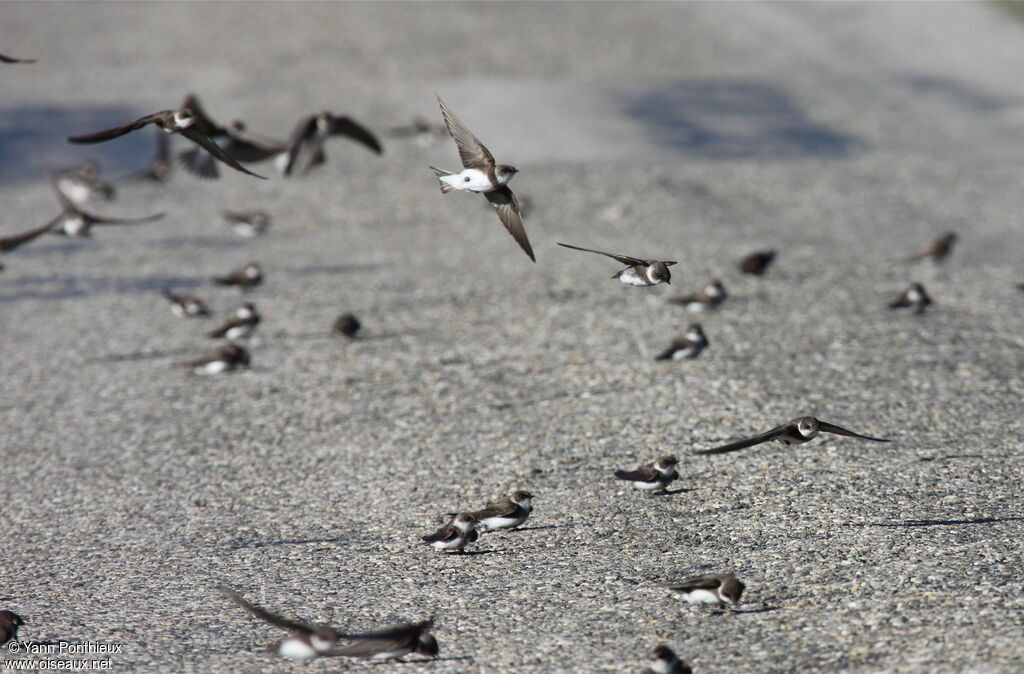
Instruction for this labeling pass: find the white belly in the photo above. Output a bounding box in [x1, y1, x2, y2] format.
[683, 588, 723, 605]
[442, 168, 493, 192]
[686, 302, 706, 313]
[279, 638, 317, 661]
[225, 324, 253, 340]
[671, 347, 697, 360]
[170, 304, 186, 318]
[62, 216, 88, 237]
[59, 180, 92, 205]
[195, 360, 229, 375]
[369, 647, 413, 660]
[618, 267, 652, 287]
[633, 480, 664, 490]
[480, 516, 523, 531]
[431, 537, 464, 551]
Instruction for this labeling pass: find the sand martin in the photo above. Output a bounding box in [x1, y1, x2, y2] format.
[57, 161, 115, 204]
[182, 343, 250, 375]
[0, 611, 25, 646]
[670, 279, 727, 312]
[642, 645, 692, 674]
[905, 232, 956, 263]
[614, 455, 679, 493]
[694, 416, 890, 455]
[124, 130, 172, 182]
[387, 116, 448, 145]
[889, 282, 932, 314]
[656, 324, 708, 361]
[223, 210, 270, 237]
[332, 313, 361, 338]
[328, 619, 439, 661]
[667, 574, 745, 607]
[175, 95, 278, 178]
[557, 242, 676, 287]
[422, 513, 479, 553]
[0, 54, 35, 64]
[213, 262, 263, 290]
[162, 288, 211, 318]
[278, 112, 382, 177]
[430, 95, 534, 262]
[221, 589, 341, 661]
[466, 491, 533, 532]
[67, 108, 266, 179]
[44, 169, 163, 237]
[208, 303, 260, 339]
[738, 249, 776, 275]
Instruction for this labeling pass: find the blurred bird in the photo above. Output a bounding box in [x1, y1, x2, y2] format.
[694, 416, 890, 455]
[905, 232, 956, 263]
[277, 111, 382, 177]
[44, 169, 164, 238]
[123, 130, 172, 182]
[557, 242, 676, 287]
[182, 343, 250, 375]
[222, 210, 270, 237]
[212, 262, 263, 290]
[207, 303, 260, 339]
[642, 645, 692, 674]
[162, 288, 211, 318]
[464, 491, 533, 532]
[670, 279, 727, 312]
[221, 589, 342, 661]
[614, 455, 679, 494]
[0, 611, 25, 646]
[430, 95, 534, 262]
[175, 94, 279, 179]
[738, 249, 776, 275]
[327, 619, 439, 661]
[68, 107, 265, 179]
[667, 574, 745, 607]
[386, 116, 448, 145]
[0, 53, 35, 64]
[888, 282, 931, 314]
[56, 161, 115, 204]
[1, 221, 54, 269]
[655, 324, 708, 361]
[422, 513, 478, 553]
[332, 313, 361, 338]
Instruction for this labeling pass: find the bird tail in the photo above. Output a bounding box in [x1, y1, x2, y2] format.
[429, 166, 456, 193]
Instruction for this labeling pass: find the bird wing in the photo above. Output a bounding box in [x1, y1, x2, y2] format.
[614, 465, 659, 482]
[180, 128, 266, 179]
[177, 146, 220, 180]
[655, 338, 693, 361]
[556, 242, 646, 267]
[421, 524, 458, 544]
[436, 95, 494, 170]
[282, 117, 319, 176]
[89, 211, 165, 226]
[486, 186, 535, 262]
[207, 316, 248, 338]
[329, 116, 383, 154]
[692, 423, 791, 455]
[221, 589, 314, 634]
[0, 222, 53, 252]
[0, 53, 36, 64]
[667, 575, 723, 592]
[181, 93, 223, 137]
[473, 498, 518, 520]
[818, 421, 890, 443]
[223, 131, 285, 163]
[67, 112, 164, 143]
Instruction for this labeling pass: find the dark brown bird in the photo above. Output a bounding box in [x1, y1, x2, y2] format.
[0, 611, 24, 646]
[888, 282, 932, 314]
[221, 588, 342, 661]
[280, 112, 382, 177]
[667, 574, 745, 607]
[670, 279, 727, 312]
[222, 210, 270, 237]
[641, 645, 692, 674]
[655, 324, 708, 361]
[162, 288, 211, 318]
[327, 619, 439, 661]
[212, 262, 263, 290]
[905, 232, 957, 263]
[0, 53, 35, 64]
[44, 169, 164, 238]
[738, 249, 776, 275]
[557, 242, 676, 287]
[332, 313, 361, 338]
[68, 108, 265, 179]
[182, 343, 250, 375]
[614, 455, 679, 493]
[694, 416, 890, 455]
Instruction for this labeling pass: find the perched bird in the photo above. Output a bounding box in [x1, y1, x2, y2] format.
[278, 111, 382, 177]
[67, 108, 265, 179]
[422, 513, 479, 553]
[738, 249, 776, 275]
[182, 343, 250, 375]
[694, 416, 890, 455]
[44, 169, 164, 238]
[642, 645, 692, 674]
[0, 611, 25, 647]
[162, 288, 211, 318]
[667, 574, 745, 607]
[212, 262, 263, 290]
[56, 161, 116, 204]
[905, 232, 957, 263]
[1, 221, 54, 268]
[332, 313, 361, 338]
[888, 282, 932, 314]
[222, 210, 270, 237]
[466, 491, 533, 532]
[123, 130, 172, 182]
[328, 619, 439, 661]
[208, 303, 260, 339]
[655, 324, 708, 361]
[614, 455, 679, 494]
[670, 279, 727, 312]
[221, 589, 342, 661]
[430, 95, 534, 262]
[386, 116, 448, 145]
[0, 53, 35, 64]
[557, 242, 676, 287]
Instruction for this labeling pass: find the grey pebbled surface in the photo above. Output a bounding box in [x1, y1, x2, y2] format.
[2, 2, 1023, 672]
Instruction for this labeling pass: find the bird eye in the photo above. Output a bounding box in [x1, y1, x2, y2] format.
[464, 176, 471, 182]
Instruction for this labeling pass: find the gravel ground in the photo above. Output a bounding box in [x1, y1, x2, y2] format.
[2, 2, 1023, 672]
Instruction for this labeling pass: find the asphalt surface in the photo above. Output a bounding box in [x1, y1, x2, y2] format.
[2, 2, 1024, 672]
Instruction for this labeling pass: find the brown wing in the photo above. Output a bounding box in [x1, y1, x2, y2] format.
[221, 589, 314, 635]
[667, 575, 724, 592]
[68, 112, 165, 143]
[282, 117, 319, 176]
[487, 186, 535, 262]
[207, 315, 249, 339]
[436, 95, 494, 170]
[421, 524, 458, 544]
[223, 129, 285, 163]
[818, 421, 890, 443]
[177, 146, 220, 180]
[326, 630, 414, 658]
[614, 464, 659, 482]
[329, 116, 382, 154]
[0, 53, 36, 64]
[0, 222, 53, 252]
[473, 498, 518, 520]
[693, 423, 792, 455]
[181, 93, 223, 137]
[556, 242, 645, 267]
[181, 128, 266, 179]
